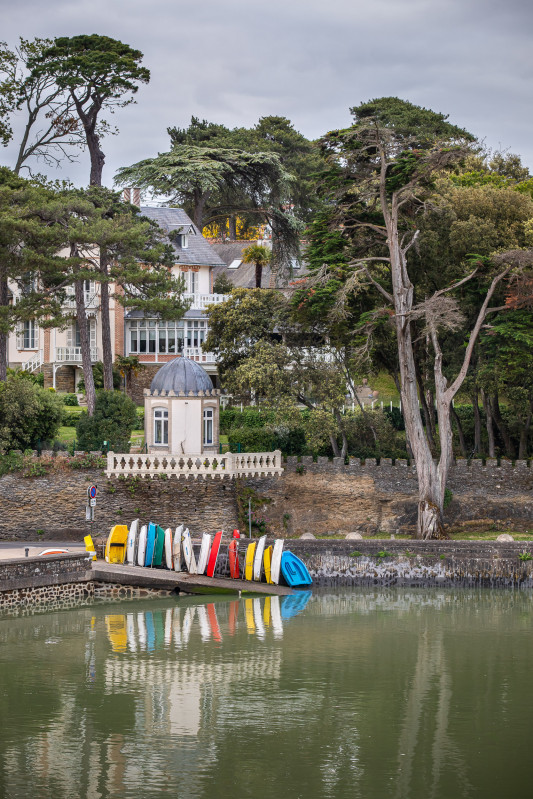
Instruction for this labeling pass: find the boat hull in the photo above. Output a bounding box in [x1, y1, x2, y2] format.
[280, 551, 313, 587]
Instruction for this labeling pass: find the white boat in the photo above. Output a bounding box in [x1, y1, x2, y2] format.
[270, 539, 284, 585]
[173, 525, 183, 572]
[126, 519, 139, 565]
[137, 525, 147, 567]
[253, 535, 267, 581]
[181, 528, 197, 574]
[196, 533, 212, 575]
[164, 528, 173, 569]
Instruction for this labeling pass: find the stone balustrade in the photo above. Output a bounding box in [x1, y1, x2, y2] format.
[105, 450, 283, 479]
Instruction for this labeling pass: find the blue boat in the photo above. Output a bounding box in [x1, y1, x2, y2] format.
[144, 522, 157, 567]
[280, 551, 313, 587]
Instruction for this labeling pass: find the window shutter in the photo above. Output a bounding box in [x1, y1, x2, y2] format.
[16, 322, 24, 350]
[89, 318, 96, 348]
[66, 324, 73, 348]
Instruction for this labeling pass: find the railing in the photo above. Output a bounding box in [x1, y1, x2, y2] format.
[21, 349, 43, 373]
[63, 292, 99, 310]
[106, 450, 283, 480]
[182, 346, 217, 364]
[55, 346, 99, 363]
[183, 293, 228, 310]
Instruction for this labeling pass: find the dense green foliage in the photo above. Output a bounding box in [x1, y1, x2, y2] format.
[0, 374, 64, 452]
[75, 390, 137, 453]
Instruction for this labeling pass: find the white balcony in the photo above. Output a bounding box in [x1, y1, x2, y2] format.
[183, 293, 228, 311]
[63, 292, 99, 312]
[55, 346, 99, 363]
[182, 346, 217, 364]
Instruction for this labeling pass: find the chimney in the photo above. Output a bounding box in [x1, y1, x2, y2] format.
[123, 187, 132, 203]
[132, 187, 141, 207]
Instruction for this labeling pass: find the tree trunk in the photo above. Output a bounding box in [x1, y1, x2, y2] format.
[472, 387, 482, 455]
[86, 128, 105, 186]
[0, 275, 8, 382]
[415, 363, 435, 451]
[328, 431, 341, 458]
[450, 405, 467, 458]
[481, 389, 495, 458]
[228, 215, 237, 240]
[518, 399, 532, 460]
[492, 392, 514, 458]
[99, 252, 114, 391]
[74, 270, 96, 416]
[255, 262, 262, 289]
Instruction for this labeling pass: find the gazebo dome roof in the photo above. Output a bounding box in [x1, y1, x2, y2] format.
[150, 357, 214, 396]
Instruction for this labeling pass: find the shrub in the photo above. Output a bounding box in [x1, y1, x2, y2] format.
[133, 411, 144, 431]
[62, 393, 79, 406]
[77, 362, 121, 392]
[344, 409, 405, 459]
[76, 390, 137, 453]
[228, 426, 275, 452]
[0, 375, 64, 453]
[62, 410, 81, 427]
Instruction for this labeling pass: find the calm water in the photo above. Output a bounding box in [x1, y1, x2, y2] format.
[1, 589, 532, 799]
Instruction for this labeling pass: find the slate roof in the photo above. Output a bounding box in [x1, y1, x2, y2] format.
[140, 206, 225, 268]
[150, 357, 214, 395]
[210, 240, 309, 289]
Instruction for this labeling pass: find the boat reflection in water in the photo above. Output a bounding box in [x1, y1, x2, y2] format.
[104, 592, 312, 654]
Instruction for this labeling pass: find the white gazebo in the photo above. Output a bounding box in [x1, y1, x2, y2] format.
[143, 357, 220, 455]
[105, 356, 284, 480]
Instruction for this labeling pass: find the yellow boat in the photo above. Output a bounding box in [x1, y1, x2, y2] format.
[264, 545, 273, 584]
[104, 525, 129, 563]
[245, 542, 256, 581]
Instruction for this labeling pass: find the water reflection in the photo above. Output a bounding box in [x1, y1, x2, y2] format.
[102, 593, 309, 654]
[1, 589, 533, 799]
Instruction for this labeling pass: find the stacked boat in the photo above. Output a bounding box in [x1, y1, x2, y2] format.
[104, 523, 312, 587]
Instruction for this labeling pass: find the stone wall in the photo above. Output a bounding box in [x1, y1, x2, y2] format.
[0, 553, 93, 614]
[126, 364, 161, 405]
[283, 539, 533, 588]
[0, 456, 531, 541]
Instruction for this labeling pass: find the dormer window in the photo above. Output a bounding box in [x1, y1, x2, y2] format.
[181, 234, 188, 249]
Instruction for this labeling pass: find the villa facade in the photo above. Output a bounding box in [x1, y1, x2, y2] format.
[7, 205, 229, 394]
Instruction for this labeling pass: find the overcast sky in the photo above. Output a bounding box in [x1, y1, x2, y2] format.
[2, 0, 532, 186]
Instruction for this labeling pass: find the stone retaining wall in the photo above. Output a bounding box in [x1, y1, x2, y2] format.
[0, 456, 530, 541]
[285, 539, 533, 589]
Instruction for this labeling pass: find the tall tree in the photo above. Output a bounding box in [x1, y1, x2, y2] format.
[0, 37, 85, 176]
[27, 34, 150, 390]
[319, 97, 532, 538]
[27, 35, 149, 186]
[0, 168, 72, 381]
[41, 186, 188, 413]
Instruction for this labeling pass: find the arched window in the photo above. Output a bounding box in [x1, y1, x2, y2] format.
[153, 407, 168, 445]
[203, 408, 214, 446]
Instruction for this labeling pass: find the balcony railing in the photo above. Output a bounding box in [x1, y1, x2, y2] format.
[55, 346, 99, 363]
[183, 293, 228, 310]
[182, 346, 217, 364]
[63, 292, 99, 310]
[106, 450, 283, 480]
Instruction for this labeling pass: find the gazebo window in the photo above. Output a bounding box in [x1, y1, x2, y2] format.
[154, 407, 168, 445]
[203, 408, 214, 446]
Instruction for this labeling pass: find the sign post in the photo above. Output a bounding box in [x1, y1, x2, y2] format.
[86, 485, 97, 540]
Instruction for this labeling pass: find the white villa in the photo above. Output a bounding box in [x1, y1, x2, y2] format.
[8, 204, 228, 397]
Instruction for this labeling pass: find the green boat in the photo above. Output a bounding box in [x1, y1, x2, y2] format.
[152, 525, 165, 567]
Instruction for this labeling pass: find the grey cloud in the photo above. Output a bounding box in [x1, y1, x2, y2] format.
[1, 0, 532, 185]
